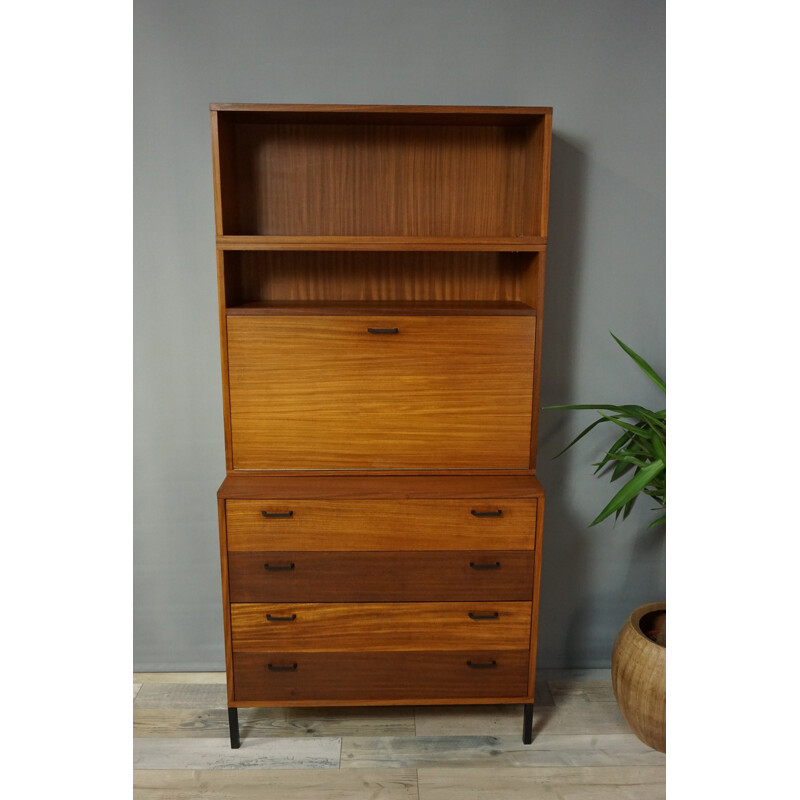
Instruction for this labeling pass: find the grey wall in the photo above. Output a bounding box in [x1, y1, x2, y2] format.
[133, 0, 665, 670]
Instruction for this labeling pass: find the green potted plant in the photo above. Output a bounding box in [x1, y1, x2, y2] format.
[546, 333, 666, 752]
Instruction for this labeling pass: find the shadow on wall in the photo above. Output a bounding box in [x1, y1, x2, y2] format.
[536, 133, 593, 669]
[535, 134, 666, 669]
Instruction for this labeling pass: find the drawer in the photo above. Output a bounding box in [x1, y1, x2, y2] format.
[226, 315, 535, 470]
[230, 602, 531, 653]
[233, 650, 530, 702]
[225, 498, 537, 551]
[228, 550, 535, 602]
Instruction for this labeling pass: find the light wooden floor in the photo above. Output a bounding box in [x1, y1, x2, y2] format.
[133, 670, 665, 799]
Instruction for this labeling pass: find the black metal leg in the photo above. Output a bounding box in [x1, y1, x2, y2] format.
[522, 703, 534, 745]
[228, 707, 240, 749]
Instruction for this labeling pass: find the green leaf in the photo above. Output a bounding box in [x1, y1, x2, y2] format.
[611, 333, 666, 393]
[589, 459, 665, 526]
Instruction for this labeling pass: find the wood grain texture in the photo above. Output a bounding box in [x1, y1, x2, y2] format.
[225, 497, 537, 551]
[216, 235, 547, 251]
[133, 737, 341, 770]
[134, 705, 415, 738]
[134, 768, 419, 799]
[233, 650, 530, 702]
[217, 498, 235, 705]
[223, 250, 539, 306]
[230, 602, 531, 653]
[218, 474, 545, 500]
[228, 300, 534, 315]
[228, 550, 534, 602]
[222, 121, 541, 238]
[226, 315, 534, 470]
[417, 766, 666, 800]
[340, 733, 666, 769]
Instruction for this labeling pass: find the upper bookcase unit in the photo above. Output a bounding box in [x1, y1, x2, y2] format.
[210, 104, 552, 250]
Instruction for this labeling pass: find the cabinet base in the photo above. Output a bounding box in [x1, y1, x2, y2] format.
[225, 702, 535, 748]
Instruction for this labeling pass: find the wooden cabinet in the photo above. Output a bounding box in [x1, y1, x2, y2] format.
[211, 105, 552, 747]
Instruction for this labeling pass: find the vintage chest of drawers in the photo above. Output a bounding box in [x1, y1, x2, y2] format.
[210, 104, 552, 747]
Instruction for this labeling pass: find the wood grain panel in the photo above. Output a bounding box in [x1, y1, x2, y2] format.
[233, 650, 530, 702]
[226, 250, 536, 306]
[219, 474, 545, 500]
[230, 602, 531, 653]
[227, 315, 535, 470]
[227, 122, 534, 238]
[227, 551, 535, 602]
[225, 498, 537, 551]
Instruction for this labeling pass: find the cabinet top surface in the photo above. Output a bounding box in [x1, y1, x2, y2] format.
[210, 103, 552, 120]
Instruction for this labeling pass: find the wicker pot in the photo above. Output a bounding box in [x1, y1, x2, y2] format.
[611, 601, 666, 753]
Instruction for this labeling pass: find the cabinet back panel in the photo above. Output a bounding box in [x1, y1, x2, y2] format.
[224, 251, 539, 308]
[221, 122, 545, 237]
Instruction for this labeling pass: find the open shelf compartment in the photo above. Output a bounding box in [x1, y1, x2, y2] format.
[212, 105, 552, 240]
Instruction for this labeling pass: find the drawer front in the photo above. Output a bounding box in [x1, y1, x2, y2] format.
[230, 602, 531, 653]
[226, 498, 537, 551]
[228, 551, 534, 602]
[233, 650, 530, 702]
[226, 315, 535, 470]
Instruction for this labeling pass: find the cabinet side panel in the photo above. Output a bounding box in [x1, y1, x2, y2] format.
[527, 492, 546, 695]
[217, 251, 234, 471]
[529, 252, 546, 471]
[217, 498, 235, 705]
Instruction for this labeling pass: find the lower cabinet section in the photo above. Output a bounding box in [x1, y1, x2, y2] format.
[233, 650, 531, 702]
[217, 476, 545, 726]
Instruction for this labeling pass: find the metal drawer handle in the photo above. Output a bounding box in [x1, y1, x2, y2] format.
[470, 562, 501, 570]
[468, 612, 500, 620]
[264, 563, 295, 571]
[266, 614, 297, 622]
[367, 327, 399, 334]
[467, 660, 498, 669]
[268, 663, 298, 672]
[471, 509, 503, 518]
[262, 510, 294, 518]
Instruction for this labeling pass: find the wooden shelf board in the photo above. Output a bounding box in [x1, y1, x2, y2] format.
[218, 474, 545, 500]
[216, 236, 547, 252]
[226, 300, 536, 317]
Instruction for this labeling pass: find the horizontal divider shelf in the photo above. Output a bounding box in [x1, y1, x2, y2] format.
[217, 235, 547, 252]
[226, 300, 536, 316]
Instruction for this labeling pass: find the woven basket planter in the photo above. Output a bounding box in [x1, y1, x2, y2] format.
[611, 601, 666, 753]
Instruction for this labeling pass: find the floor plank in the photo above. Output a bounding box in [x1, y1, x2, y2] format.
[134, 768, 419, 799]
[134, 683, 228, 709]
[547, 679, 618, 705]
[417, 766, 665, 800]
[340, 734, 666, 769]
[133, 737, 341, 770]
[134, 672, 227, 684]
[134, 706, 415, 738]
[414, 698, 629, 737]
[134, 683, 142, 702]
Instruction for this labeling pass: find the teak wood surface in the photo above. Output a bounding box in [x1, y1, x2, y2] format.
[226, 315, 535, 470]
[227, 550, 535, 602]
[230, 602, 532, 653]
[210, 104, 552, 721]
[225, 497, 538, 551]
[232, 649, 530, 702]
